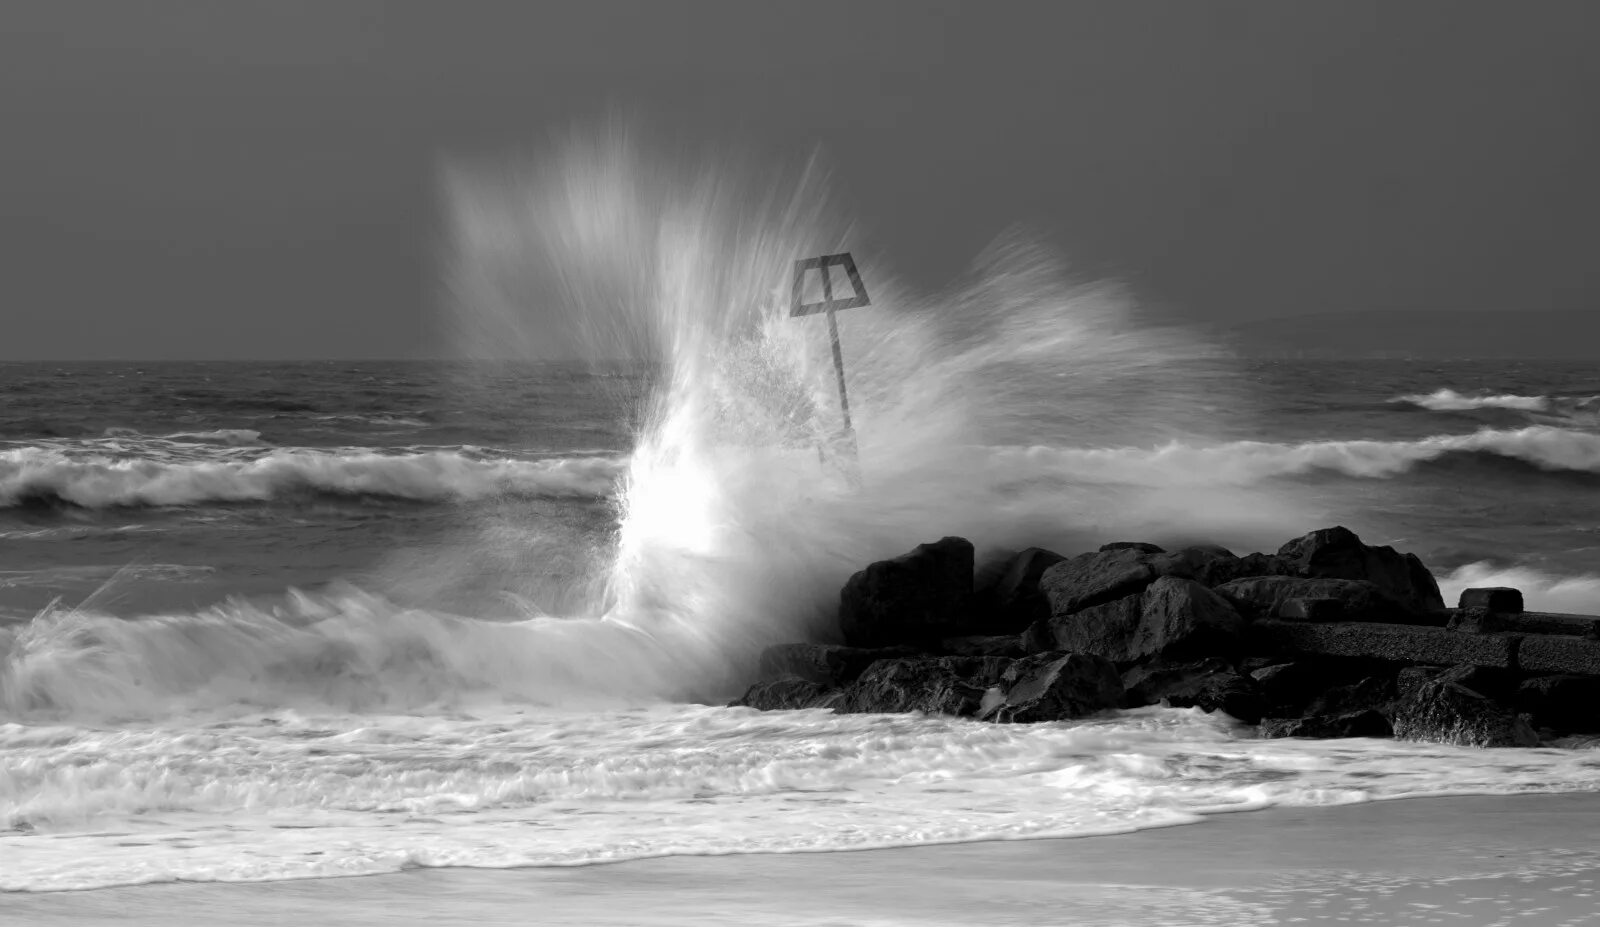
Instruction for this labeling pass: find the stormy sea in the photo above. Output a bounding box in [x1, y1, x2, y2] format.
[3, 143, 1599, 917]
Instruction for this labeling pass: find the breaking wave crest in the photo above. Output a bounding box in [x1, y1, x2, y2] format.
[0, 589, 694, 717]
[1004, 426, 1600, 485]
[0, 447, 623, 508]
[1394, 388, 1554, 412]
[150, 429, 265, 445]
[1392, 388, 1600, 424]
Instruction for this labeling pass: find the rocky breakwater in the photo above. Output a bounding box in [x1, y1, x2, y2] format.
[733, 527, 1600, 747]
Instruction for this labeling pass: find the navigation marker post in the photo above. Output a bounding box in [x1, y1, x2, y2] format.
[791, 252, 870, 461]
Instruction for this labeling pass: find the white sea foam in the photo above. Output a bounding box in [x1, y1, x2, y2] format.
[0, 447, 623, 507]
[309, 413, 429, 429]
[2, 704, 1596, 892]
[161, 429, 265, 445]
[6, 425, 1596, 517]
[0, 590, 691, 716]
[1394, 389, 1553, 412]
[12, 132, 1600, 898]
[994, 426, 1600, 485]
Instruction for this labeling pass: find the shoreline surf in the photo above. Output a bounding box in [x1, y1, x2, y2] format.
[5, 792, 1598, 925]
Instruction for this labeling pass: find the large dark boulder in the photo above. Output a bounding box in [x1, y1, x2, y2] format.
[980, 652, 1123, 723]
[1432, 662, 1518, 702]
[1251, 661, 1331, 716]
[1023, 593, 1141, 657]
[1233, 551, 1293, 581]
[1516, 675, 1600, 733]
[839, 537, 975, 647]
[1252, 659, 1390, 716]
[1124, 657, 1231, 706]
[984, 547, 1066, 633]
[1138, 577, 1247, 658]
[732, 678, 845, 711]
[1025, 576, 1244, 664]
[1122, 658, 1263, 723]
[1260, 710, 1393, 739]
[1100, 541, 1165, 554]
[757, 643, 920, 687]
[1218, 576, 1412, 623]
[836, 655, 1009, 716]
[1391, 678, 1539, 747]
[1300, 675, 1396, 718]
[1278, 597, 1346, 621]
[1396, 665, 1445, 702]
[1151, 544, 1252, 587]
[939, 634, 1026, 658]
[1035, 545, 1261, 626]
[1039, 548, 1163, 616]
[1275, 526, 1446, 615]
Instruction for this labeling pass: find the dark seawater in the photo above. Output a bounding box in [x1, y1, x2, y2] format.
[0, 361, 643, 620]
[1242, 359, 1600, 592]
[2, 358, 1598, 622]
[5, 356, 1600, 894]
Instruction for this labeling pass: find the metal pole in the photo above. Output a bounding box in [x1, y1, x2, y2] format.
[826, 308, 853, 434]
[818, 266, 854, 434]
[791, 253, 867, 467]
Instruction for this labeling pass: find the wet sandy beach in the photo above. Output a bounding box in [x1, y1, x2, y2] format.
[6, 792, 1598, 927]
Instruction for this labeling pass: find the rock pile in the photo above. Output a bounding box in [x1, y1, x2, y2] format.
[734, 527, 1600, 747]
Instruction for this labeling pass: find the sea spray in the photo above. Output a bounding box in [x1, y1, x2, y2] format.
[441, 130, 1313, 699]
[0, 134, 1335, 716]
[9, 141, 1600, 893]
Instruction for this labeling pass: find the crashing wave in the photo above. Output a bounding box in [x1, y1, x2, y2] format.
[0, 588, 684, 717]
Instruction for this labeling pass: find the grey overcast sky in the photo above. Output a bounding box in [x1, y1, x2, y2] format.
[1, 1, 1596, 359]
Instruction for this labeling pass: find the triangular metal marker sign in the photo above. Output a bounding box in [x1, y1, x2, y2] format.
[791, 253, 871, 317]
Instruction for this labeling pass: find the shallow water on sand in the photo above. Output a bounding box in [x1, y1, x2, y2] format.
[5, 794, 1598, 926]
[4, 703, 1599, 893]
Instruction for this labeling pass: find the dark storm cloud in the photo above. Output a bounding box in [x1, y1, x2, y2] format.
[0, 1, 1595, 359]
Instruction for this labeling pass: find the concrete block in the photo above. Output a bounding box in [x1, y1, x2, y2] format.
[1458, 587, 1524, 614]
[1249, 620, 1518, 669]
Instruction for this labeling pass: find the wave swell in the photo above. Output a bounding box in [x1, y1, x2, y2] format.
[1000, 426, 1600, 485]
[1394, 388, 1554, 412]
[5, 426, 1597, 509]
[0, 448, 623, 508]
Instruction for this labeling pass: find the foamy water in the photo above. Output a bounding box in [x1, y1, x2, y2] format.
[8, 133, 1600, 901]
[0, 441, 621, 507]
[5, 703, 1598, 892]
[11, 425, 1600, 514]
[991, 425, 1600, 484]
[1395, 389, 1558, 412]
